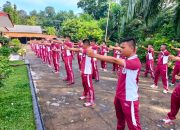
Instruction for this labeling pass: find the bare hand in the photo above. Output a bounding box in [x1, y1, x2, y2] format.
[169, 55, 175, 60]
[109, 45, 113, 49]
[175, 75, 180, 80]
[64, 45, 68, 50]
[171, 46, 175, 49]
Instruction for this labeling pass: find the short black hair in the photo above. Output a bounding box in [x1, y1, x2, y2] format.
[65, 35, 71, 39]
[148, 44, 153, 46]
[121, 38, 136, 49]
[162, 44, 167, 47]
[91, 39, 96, 43]
[103, 41, 106, 44]
[83, 39, 90, 46]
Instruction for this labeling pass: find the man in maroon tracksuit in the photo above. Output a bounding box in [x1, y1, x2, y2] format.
[161, 55, 180, 125]
[100, 42, 109, 71]
[65, 39, 95, 107]
[87, 38, 142, 130]
[63, 36, 74, 85]
[91, 39, 99, 81]
[170, 46, 180, 86]
[142, 44, 155, 79]
[51, 41, 61, 73]
[151, 44, 170, 94]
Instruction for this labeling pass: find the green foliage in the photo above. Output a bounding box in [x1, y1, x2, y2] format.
[0, 56, 12, 86]
[26, 16, 37, 25]
[45, 27, 57, 35]
[78, 21, 104, 43]
[0, 61, 35, 129]
[45, 6, 55, 18]
[9, 39, 21, 53]
[0, 36, 10, 45]
[61, 19, 104, 42]
[9, 39, 21, 47]
[77, 0, 108, 20]
[0, 47, 11, 57]
[17, 49, 26, 56]
[61, 19, 82, 42]
[137, 34, 180, 62]
[79, 13, 94, 21]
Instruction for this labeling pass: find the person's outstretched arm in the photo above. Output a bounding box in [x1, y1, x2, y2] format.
[87, 48, 125, 67]
[169, 55, 180, 61]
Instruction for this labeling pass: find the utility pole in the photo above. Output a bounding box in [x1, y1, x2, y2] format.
[105, 1, 111, 42]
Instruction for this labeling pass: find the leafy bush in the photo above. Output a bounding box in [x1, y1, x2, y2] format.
[45, 26, 56, 35]
[61, 18, 104, 42]
[9, 39, 21, 53]
[0, 46, 11, 57]
[18, 48, 26, 56]
[0, 56, 13, 86]
[0, 36, 10, 45]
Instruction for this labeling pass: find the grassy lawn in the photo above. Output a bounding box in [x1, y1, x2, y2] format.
[0, 61, 35, 130]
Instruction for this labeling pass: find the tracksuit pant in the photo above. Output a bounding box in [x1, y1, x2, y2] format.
[64, 56, 74, 83]
[144, 60, 154, 79]
[92, 60, 99, 81]
[35, 49, 39, 57]
[42, 49, 46, 62]
[47, 51, 52, 66]
[77, 55, 82, 70]
[101, 61, 107, 69]
[81, 74, 95, 103]
[154, 64, 169, 90]
[52, 54, 60, 72]
[113, 63, 119, 72]
[114, 96, 142, 130]
[167, 84, 180, 120]
[172, 64, 180, 84]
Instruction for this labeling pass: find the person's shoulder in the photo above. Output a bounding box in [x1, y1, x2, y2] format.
[127, 57, 141, 66]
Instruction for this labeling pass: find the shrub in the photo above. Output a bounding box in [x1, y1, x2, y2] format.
[61, 19, 104, 42]
[0, 46, 11, 57]
[9, 39, 21, 53]
[0, 56, 13, 86]
[0, 36, 10, 45]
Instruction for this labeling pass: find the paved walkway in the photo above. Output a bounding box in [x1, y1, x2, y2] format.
[26, 45, 180, 130]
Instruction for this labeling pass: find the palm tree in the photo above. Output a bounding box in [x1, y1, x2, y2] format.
[126, 0, 180, 38]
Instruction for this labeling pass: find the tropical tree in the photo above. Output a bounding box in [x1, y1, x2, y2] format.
[45, 27, 57, 35]
[77, 0, 109, 20]
[26, 16, 37, 25]
[125, 0, 180, 38]
[61, 18, 104, 42]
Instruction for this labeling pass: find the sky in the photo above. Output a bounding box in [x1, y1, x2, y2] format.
[0, 0, 82, 14]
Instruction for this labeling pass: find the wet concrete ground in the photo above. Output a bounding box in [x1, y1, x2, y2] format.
[26, 46, 180, 130]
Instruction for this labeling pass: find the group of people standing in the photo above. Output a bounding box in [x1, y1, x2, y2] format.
[30, 36, 180, 130]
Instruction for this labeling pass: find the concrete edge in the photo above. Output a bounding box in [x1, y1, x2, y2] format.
[26, 59, 46, 130]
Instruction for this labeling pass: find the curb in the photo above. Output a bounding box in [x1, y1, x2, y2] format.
[25, 59, 46, 130]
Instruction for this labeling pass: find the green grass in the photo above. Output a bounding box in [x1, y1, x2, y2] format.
[0, 61, 35, 130]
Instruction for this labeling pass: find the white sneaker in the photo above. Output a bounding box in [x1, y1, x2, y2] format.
[169, 83, 175, 86]
[83, 102, 95, 107]
[163, 89, 168, 94]
[79, 96, 86, 100]
[150, 84, 158, 88]
[103, 69, 107, 72]
[161, 117, 174, 125]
